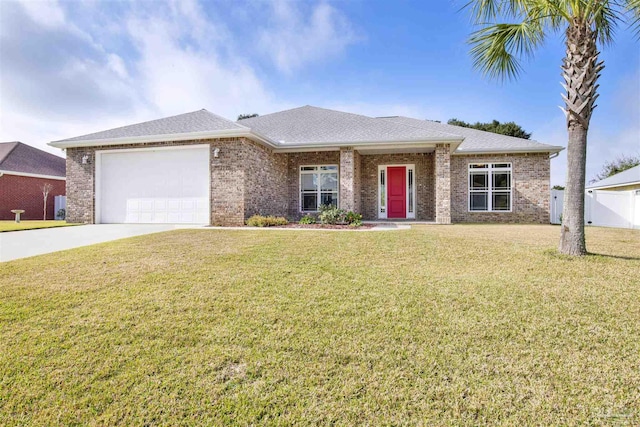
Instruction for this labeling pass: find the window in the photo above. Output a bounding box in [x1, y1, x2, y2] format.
[300, 165, 338, 212]
[469, 163, 512, 212]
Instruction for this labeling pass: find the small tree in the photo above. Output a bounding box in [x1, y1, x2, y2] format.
[42, 183, 53, 220]
[591, 154, 640, 183]
[237, 113, 259, 120]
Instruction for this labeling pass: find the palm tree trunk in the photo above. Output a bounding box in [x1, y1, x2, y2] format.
[559, 21, 603, 256]
[560, 124, 587, 255]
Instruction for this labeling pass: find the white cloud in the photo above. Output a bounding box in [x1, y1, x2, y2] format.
[19, 0, 65, 28]
[258, 0, 361, 73]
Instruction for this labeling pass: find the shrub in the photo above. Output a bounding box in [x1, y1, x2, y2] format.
[318, 206, 363, 227]
[345, 211, 362, 227]
[246, 215, 288, 227]
[319, 205, 345, 225]
[56, 208, 66, 220]
[299, 214, 316, 224]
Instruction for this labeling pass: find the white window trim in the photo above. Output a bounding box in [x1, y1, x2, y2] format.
[467, 162, 513, 213]
[378, 164, 416, 219]
[299, 165, 339, 213]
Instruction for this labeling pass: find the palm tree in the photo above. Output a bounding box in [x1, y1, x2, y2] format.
[464, 0, 639, 255]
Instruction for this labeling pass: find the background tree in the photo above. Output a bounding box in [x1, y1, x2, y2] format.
[237, 113, 259, 120]
[41, 183, 52, 220]
[447, 118, 532, 139]
[591, 153, 640, 182]
[465, 0, 640, 256]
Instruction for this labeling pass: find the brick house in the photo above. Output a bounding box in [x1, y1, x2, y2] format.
[0, 142, 66, 220]
[49, 106, 562, 226]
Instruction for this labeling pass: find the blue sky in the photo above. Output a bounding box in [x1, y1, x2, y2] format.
[1, 0, 638, 185]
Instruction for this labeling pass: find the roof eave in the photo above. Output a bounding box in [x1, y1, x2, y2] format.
[0, 169, 66, 180]
[273, 137, 463, 153]
[453, 146, 565, 155]
[586, 181, 640, 190]
[48, 128, 275, 149]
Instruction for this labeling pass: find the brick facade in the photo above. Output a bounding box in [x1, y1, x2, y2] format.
[450, 153, 550, 223]
[339, 148, 361, 212]
[360, 152, 435, 221]
[0, 174, 65, 220]
[64, 139, 550, 225]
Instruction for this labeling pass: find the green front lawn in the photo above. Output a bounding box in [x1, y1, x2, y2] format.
[1, 225, 638, 425]
[0, 220, 77, 232]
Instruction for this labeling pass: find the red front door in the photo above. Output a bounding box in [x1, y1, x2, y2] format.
[387, 166, 406, 218]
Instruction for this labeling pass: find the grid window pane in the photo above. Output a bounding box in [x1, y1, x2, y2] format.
[301, 174, 317, 191]
[492, 172, 510, 190]
[493, 192, 510, 210]
[320, 165, 337, 171]
[320, 173, 338, 191]
[470, 193, 488, 211]
[471, 173, 488, 189]
[301, 166, 317, 171]
[302, 193, 318, 211]
[320, 192, 338, 207]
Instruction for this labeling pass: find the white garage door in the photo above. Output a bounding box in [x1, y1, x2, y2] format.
[98, 146, 210, 224]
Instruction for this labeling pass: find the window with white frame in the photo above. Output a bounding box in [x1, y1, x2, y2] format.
[300, 165, 338, 212]
[469, 163, 512, 212]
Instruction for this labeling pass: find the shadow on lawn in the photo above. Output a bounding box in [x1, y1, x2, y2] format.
[542, 249, 640, 261]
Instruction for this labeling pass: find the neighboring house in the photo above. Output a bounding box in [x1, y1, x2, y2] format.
[49, 106, 563, 226]
[0, 142, 66, 220]
[586, 164, 640, 192]
[583, 165, 640, 229]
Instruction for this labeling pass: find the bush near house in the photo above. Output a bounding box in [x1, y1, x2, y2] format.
[299, 214, 317, 224]
[246, 215, 288, 227]
[318, 205, 362, 227]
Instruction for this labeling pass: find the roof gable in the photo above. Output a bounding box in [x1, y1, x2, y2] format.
[0, 142, 66, 177]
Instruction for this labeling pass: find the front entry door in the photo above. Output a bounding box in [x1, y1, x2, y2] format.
[387, 166, 406, 218]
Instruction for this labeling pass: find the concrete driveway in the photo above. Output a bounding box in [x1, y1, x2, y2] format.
[0, 224, 199, 262]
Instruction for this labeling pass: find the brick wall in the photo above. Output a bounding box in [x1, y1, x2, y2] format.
[240, 138, 288, 219]
[450, 153, 550, 223]
[360, 153, 435, 221]
[338, 148, 362, 212]
[66, 148, 95, 224]
[0, 174, 65, 220]
[434, 144, 452, 224]
[287, 151, 340, 219]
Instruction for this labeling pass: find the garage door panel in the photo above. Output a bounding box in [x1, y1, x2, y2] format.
[99, 146, 210, 224]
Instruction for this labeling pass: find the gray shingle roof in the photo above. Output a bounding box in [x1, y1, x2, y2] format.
[380, 116, 563, 153]
[0, 142, 66, 177]
[55, 109, 246, 143]
[50, 105, 562, 154]
[238, 106, 462, 144]
[586, 164, 640, 189]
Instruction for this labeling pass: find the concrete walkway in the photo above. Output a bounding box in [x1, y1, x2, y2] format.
[0, 224, 196, 262]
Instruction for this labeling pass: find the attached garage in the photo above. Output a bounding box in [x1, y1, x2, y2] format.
[96, 145, 210, 224]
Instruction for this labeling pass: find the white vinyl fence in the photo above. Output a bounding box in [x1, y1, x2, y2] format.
[550, 189, 564, 224]
[54, 195, 66, 220]
[551, 189, 640, 229]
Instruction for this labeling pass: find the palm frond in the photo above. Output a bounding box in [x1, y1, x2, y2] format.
[469, 21, 546, 80]
[625, 0, 640, 36]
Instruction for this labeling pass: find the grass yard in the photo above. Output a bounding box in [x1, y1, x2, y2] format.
[0, 220, 77, 232]
[0, 225, 639, 425]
